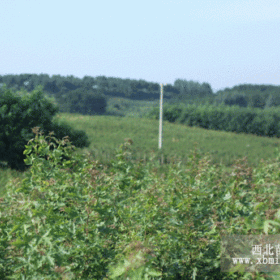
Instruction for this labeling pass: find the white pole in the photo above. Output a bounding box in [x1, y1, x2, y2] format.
[159, 83, 166, 150]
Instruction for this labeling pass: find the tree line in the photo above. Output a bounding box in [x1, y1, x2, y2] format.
[147, 102, 280, 138]
[0, 74, 280, 117]
[0, 74, 213, 116]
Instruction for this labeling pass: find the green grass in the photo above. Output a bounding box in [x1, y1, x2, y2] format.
[52, 112, 280, 170]
[1, 111, 280, 198]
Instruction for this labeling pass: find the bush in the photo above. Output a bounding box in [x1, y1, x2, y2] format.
[0, 130, 158, 279]
[144, 102, 280, 139]
[0, 85, 90, 171]
[1, 129, 278, 279]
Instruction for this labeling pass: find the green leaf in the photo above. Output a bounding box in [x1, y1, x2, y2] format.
[9, 224, 21, 235]
[263, 220, 280, 234]
[145, 267, 162, 276]
[11, 238, 26, 247]
[263, 220, 270, 234]
[223, 192, 231, 200]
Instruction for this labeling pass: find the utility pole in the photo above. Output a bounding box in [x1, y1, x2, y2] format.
[159, 83, 167, 150]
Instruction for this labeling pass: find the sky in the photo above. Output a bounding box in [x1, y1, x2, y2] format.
[0, 0, 279, 93]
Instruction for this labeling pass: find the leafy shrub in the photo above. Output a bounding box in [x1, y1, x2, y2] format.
[1, 128, 279, 279]
[145, 102, 280, 139]
[0, 85, 90, 171]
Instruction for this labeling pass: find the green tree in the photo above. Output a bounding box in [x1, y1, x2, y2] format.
[95, 75, 109, 91]
[247, 91, 266, 109]
[224, 91, 248, 107]
[43, 80, 60, 94]
[82, 75, 96, 90]
[57, 87, 107, 115]
[265, 93, 280, 109]
[173, 79, 213, 100]
[0, 85, 90, 171]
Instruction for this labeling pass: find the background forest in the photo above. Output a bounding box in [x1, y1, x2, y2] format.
[1, 73, 280, 119]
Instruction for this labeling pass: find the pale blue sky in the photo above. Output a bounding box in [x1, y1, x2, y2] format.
[0, 0, 279, 93]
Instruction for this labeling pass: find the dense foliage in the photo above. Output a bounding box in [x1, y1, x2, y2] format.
[215, 84, 280, 109]
[147, 102, 280, 138]
[56, 87, 107, 115]
[2, 74, 280, 111]
[0, 74, 215, 109]
[0, 85, 90, 171]
[0, 74, 179, 102]
[1, 128, 280, 279]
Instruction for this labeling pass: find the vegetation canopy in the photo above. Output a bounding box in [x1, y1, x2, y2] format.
[0, 85, 90, 171]
[1, 127, 280, 279]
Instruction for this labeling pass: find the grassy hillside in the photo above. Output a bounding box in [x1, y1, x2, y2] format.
[52, 112, 280, 170]
[1, 111, 280, 197]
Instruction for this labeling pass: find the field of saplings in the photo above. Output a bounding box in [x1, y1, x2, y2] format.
[2, 86, 280, 279]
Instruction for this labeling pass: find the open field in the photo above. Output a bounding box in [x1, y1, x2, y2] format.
[52, 112, 280, 169]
